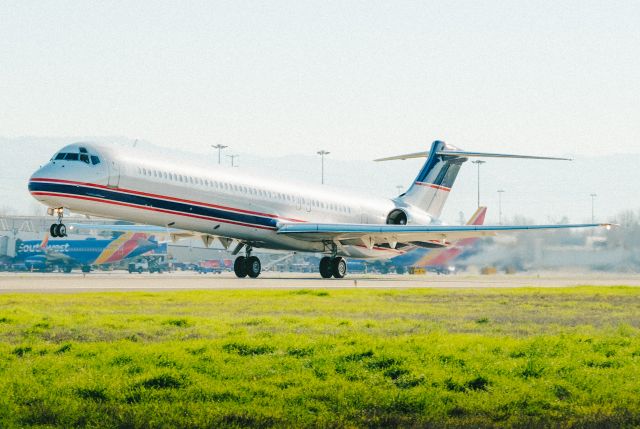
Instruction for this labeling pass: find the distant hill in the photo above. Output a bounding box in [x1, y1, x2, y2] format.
[1, 136, 636, 224]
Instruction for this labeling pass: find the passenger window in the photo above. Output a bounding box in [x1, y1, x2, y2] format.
[91, 156, 100, 165]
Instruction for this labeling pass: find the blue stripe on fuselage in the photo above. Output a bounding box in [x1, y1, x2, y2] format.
[28, 182, 278, 229]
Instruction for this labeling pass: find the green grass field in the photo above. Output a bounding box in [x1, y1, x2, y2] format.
[1, 286, 640, 428]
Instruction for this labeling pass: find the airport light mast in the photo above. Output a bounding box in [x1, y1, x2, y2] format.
[317, 150, 330, 185]
[211, 144, 228, 164]
[471, 160, 486, 208]
[497, 189, 506, 225]
[590, 193, 597, 223]
[227, 154, 239, 168]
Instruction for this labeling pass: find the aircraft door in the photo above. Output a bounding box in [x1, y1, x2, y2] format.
[108, 161, 120, 188]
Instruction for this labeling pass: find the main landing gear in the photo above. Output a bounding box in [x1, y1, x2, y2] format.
[48, 208, 67, 238]
[319, 256, 347, 279]
[233, 245, 262, 278]
[319, 243, 347, 279]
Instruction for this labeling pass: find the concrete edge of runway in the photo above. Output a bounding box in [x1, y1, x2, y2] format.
[1, 271, 640, 293]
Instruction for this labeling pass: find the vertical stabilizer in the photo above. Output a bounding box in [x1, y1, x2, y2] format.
[399, 141, 467, 218]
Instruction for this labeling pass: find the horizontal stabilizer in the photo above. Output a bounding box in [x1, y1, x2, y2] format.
[375, 151, 572, 162]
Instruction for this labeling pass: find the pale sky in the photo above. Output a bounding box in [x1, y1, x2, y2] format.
[1, 1, 639, 160]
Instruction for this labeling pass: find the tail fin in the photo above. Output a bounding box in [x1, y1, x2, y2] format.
[398, 140, 467, 218]
[466, 206, 487, 226]
[376, 140, 570, 219]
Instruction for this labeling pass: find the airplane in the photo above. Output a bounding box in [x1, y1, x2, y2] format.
[28, 141, 612, 279]
[13, 232, 164, 273]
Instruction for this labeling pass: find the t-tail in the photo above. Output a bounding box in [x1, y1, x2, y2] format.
[376, 140, 571, 219]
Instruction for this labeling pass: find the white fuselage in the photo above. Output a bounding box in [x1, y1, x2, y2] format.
[29, 143, 433, 259]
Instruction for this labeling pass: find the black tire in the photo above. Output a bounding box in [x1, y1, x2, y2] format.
[138, 268, 143, 274]
[55, 224, 67, 238]
[81, 265, 91, 273]
[63, 266, 72, 274]
[319, 257, 333, 278]
[332, 257, 347, 279]
[247, 256, 261, 278]
[234, 256, 248, 278]
[50, 224, 58, 238]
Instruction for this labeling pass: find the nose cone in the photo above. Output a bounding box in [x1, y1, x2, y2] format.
[28, 163, 63, 208]
[29, 163, 54, 191]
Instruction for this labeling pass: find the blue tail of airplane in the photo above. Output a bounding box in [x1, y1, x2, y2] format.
[399, 140, 466, 218]
[376, 140, 570, 219]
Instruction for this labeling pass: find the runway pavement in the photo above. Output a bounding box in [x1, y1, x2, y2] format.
[1, 271, 639, 293]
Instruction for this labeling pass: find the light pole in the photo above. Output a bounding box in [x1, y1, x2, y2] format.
[317, 150, 330, 185]
[590, 193, 597, 223]
[211, 144, 228, 164]
[226, 154, 239, 167]
[471, 160, 486, 208]
[497, 189, 506, 225]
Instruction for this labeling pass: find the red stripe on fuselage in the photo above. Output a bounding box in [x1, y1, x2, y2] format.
[29, 178, 306, 223]
[30, 191, 277, 231]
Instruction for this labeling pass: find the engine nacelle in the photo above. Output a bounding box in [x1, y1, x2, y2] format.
[386, 208, 432, 225]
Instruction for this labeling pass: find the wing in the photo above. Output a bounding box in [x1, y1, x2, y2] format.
[277, 222, 613, 247]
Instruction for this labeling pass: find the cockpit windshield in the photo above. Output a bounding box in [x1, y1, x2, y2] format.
[52, 147, 101, 165]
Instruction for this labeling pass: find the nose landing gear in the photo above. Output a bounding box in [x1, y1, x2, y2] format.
[48, 208, 67, 238]
[233, 245, 262, 278]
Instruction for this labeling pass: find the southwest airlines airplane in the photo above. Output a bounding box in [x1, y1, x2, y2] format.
[28, 141, 610, 279]
[14, 232, 163, 273]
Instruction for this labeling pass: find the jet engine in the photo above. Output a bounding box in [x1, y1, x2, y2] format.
[385, 207, 432, 225]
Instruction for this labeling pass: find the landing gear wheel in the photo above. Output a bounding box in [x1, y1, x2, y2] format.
[332, 257, 347, 279]
[246, 256, 261, 278]
[319, 257, 333, 279]
[234, 256, 248, 278]
[52, 224, 67, 238]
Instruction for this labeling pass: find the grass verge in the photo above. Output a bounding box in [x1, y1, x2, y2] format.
[1, 286, 639, 428]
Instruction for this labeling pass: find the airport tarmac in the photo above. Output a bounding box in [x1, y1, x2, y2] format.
[1, 271, 639, 293]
